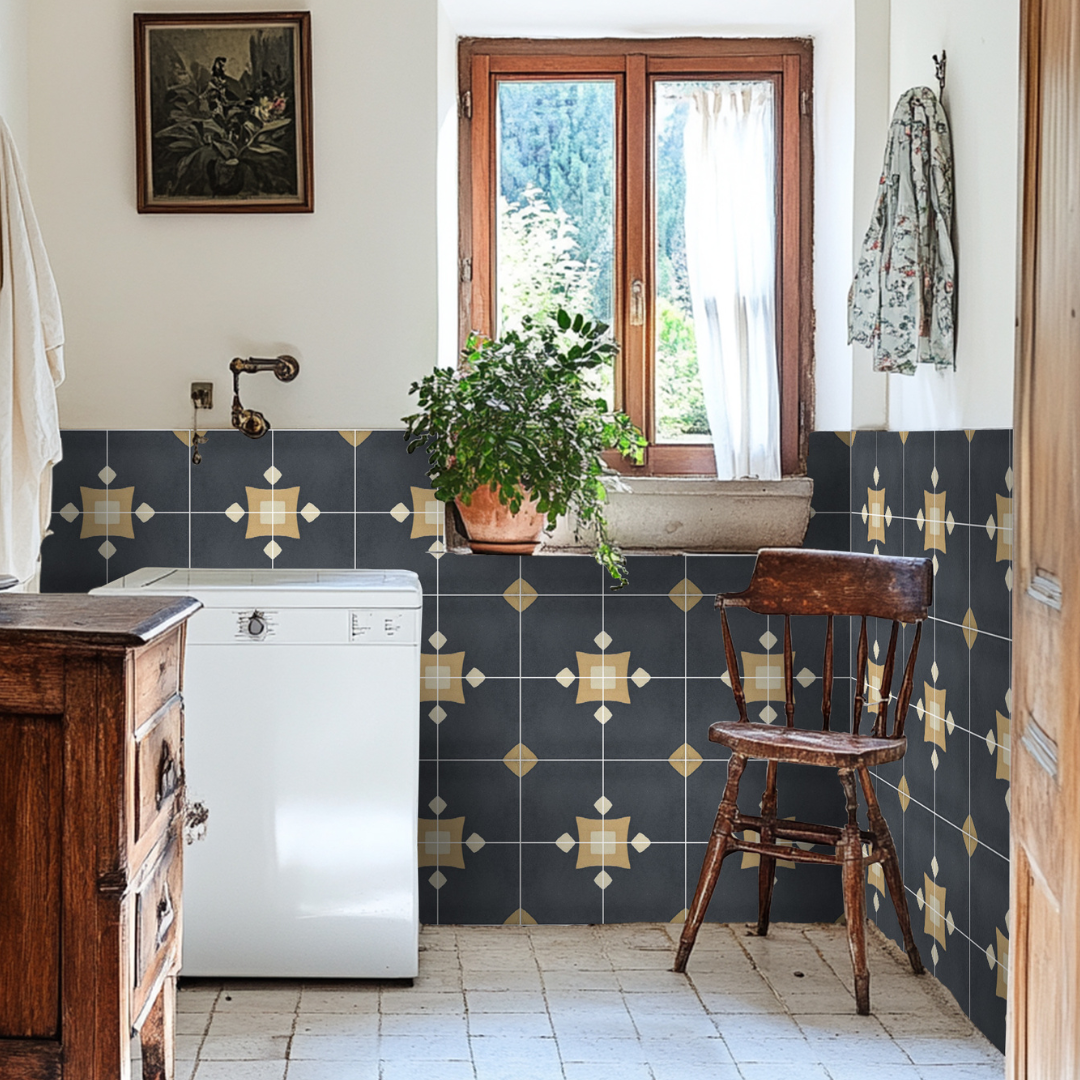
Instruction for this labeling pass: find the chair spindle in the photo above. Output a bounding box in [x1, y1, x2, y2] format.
[821, 614, 834, 731]
[720, 605, 749, 723]
[783, 615, 795, 727]
[852, 616, 868, 735]
[892, 622, 922, 738]
[873, 621, 901, 738]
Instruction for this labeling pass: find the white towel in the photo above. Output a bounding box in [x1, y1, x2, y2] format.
[0, 116, 64, 585]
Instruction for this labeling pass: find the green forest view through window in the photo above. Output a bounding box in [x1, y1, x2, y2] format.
[495, 80, 711, 441]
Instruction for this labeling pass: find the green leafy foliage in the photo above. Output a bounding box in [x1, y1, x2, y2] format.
[403, 313, 647, 587]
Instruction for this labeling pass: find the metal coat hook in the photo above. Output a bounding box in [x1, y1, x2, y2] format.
[933, 50, 947, 101]
[230, 355, 300, 439]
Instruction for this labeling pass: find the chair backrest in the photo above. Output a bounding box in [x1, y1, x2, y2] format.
[715, 548, 933, 739]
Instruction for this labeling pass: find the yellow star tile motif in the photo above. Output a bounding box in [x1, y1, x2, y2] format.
[898, 775, 911, 812]
[419, 651, 465, 703]
[503, 578, 538, 612]
[503, 743, 538, 777]
[995, 711, 1011, 782]
[739, 651, 793, 703]
[867, 487, 887, 543]
[504, 909, 537, 926]
[922, 683, 948, 751]
[669, 578, 704, 612]
[339, 430, 372, 447]
[417, 815, 465, 869]
[995, 495, 1013, 562]
[574, 651, 631, 704]
[995, 928, 1009, 999]
[962, 815, 978, 857]
[923, 491, 948, 553]
[668, 743, 703, 777]
[410, 486, 444, 539]
[79, 486, 135, 539]
[574, 815, 631, 870]
[244, 485, 300, 539]
[923, 873, 948, 948]
[962, 608, 979, 649]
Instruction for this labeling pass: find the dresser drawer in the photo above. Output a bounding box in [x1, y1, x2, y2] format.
[133, 629, 182, 721]
[133, 826, 182, 1019]
[135, 699, 182, 843]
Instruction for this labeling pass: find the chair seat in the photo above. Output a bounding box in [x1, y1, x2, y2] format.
[709, 722, 907, 768]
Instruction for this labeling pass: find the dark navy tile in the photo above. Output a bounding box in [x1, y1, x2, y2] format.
[271, 430, 355, 513]
[935, 430, 971, 526]
[602, 842, 686, 923]
[434, 678, 522, 761]
[685, 678, 743, 756]
[603, 680, 686, 761]
[105, 512, 190, 582]
[850, 429, 878, 519]
[970, 525, 1011, 640]
[520, 677, 603, 761]
[106, 430, 190, 513]
[439, 551, 525, 595]
[355, 429, 434, 512]
[191, 512, 268, 568]
[901, 799, 936, 911]
[39, 515, 108, 592]
[931, 818, 971, 1007]
[968, 652, 1011, 859]
[802, 511, 850, 553]
[616, 554, 688, 595]
[969, 429, 1011, 531]
[437, 760, 521, 844]
[685, 598, 767, 679]
[520, 595, 603, 679]
[806, 431, 850, 514]
[777, 760, 848, 830]
[355, 512, 437, 593]
[603, 760, 686, 844]
[683, 835, 759, 924]
[436, 595, 521, 679]
[521, 841, 603, 924]
[877, 431, 906, 515]
[52, 431, 107, 513]
[521, 553, 604, 595]
[902, 431, 936, 528]
[771, 863, 846, 924]
[603, 594, 685, 679]
[268, 513, 354, 569]
[931, 523, 971, 627]
[520, 760, 603, 845]
[435, 842, 521, 926]
[968, 843, 1010, 1052]
[685, 756, 762, 846]
[935, 726, 971, 835]
[191, 429, 273, 513]
[683, 554, 756, 596]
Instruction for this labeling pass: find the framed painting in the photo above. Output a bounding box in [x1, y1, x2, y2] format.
[134, 12, 313, 213]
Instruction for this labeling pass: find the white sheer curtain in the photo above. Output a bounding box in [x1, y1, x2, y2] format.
[683, 83, 781, 479]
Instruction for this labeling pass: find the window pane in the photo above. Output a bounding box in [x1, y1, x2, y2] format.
[496, 80, 616, 401]
[654, 79, 776, 445]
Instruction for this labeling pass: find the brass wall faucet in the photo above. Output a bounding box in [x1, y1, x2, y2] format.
[230, 355, 300, 439]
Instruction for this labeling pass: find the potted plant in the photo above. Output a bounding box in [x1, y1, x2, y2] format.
[403, 310, 646, 586]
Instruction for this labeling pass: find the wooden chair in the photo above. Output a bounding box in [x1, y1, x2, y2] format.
[674, 548, 932, 1014]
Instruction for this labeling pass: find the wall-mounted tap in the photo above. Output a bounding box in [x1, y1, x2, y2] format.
[230, 355, 300, 439]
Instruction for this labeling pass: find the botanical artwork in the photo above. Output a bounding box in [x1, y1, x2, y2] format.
[135, 14, 312, 212]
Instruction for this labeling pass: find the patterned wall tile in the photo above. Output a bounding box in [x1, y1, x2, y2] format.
[272, 430, 356, 513]
[807, 431, 851, 513]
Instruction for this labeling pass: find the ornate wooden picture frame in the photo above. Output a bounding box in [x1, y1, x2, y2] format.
[134, 12, 313, 213]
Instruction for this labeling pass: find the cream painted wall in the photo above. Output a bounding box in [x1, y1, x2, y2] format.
[883, 0, 1020, 430]
[29, 0, 440, 430]
[0, 0, 29, 157]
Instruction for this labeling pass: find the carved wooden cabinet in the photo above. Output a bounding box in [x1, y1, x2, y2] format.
[0, 594, 201, 1080]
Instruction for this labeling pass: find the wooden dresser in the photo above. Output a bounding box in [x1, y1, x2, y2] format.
[0, 594, 201, 1080]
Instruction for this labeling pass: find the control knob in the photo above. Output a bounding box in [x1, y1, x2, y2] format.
[246, 611, 267, 638]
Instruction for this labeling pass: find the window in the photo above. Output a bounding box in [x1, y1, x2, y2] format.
[459, 38, 814, 476]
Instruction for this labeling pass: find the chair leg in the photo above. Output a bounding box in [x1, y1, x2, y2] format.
[858, 768, 924, 975]
[756, 760, 779, 937]
[674, 753, 747, 973]
[839, 770, 870, 1015]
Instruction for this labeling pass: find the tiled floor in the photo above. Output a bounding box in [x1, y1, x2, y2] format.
[161, 923, 1004, 1080]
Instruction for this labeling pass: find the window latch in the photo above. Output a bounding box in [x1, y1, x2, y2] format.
[629, 279, 645, 326]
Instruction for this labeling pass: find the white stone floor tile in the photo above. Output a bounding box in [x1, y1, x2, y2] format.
[162, 923, 1003, 1080]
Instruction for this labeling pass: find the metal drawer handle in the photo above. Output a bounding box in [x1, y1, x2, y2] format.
[156, 740, 177, 809]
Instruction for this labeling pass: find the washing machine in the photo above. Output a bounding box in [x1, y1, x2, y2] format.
[93, 568, 422, 978]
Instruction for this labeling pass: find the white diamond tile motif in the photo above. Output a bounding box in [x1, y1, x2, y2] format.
[556, 668, 576, 688]
[931, 855, 939, 878]
[135, 502, 155, 523]
[556, 833, 576, 853]
[264, 466, 282, 484]
[390, 503, 410, 523]
[594, 631, 612, 650]
[594, 871, 612, 890]
[225, 503, 245, 523]
[631, 668, 651, 688]
[264, 540, 282, 560]
[59, 502, 79, 523]
[931, 661, 939, 682]
[796, 668, 815, 688]
[301, 502, 320, 523]
[429, 706, 447, 725]
[931, 943, 939, 966]
[465, 668, 485, 687]
[594, 706, 612, 725]
[98, 466, 116, 484]
[429, 796, 447, 815]
[759, 630, 777, 650]
[931, 466, 940, 487]
[429, 631, 447, 649]
[594, 796, 612, 815]
[631, 833, 651, 853]
[931, 748, 940, 771]
[98, 540, 116, 559]
[465, 833, 486, 853]
[873, 466, 880, 485]
[429, 871, 446, 890]
[760, 706, 778, 724]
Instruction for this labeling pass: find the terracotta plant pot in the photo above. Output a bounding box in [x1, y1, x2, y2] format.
[454, 485, 548, 555]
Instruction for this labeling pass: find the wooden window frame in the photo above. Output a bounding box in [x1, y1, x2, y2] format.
[458, 37, 815, 477]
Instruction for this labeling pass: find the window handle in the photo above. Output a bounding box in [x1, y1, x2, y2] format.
[629, 279, 645, 326]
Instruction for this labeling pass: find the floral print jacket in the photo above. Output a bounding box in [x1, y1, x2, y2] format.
[849, 87, 956, 375]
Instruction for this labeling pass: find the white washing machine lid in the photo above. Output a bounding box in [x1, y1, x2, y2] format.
[93, 567, 422, 608]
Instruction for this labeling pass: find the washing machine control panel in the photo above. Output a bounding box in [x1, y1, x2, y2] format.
[236, 609, 276, 641]
[350, 609, 418, 644]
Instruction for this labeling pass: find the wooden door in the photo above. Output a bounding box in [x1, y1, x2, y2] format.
[1010, 0, 1080, 1075]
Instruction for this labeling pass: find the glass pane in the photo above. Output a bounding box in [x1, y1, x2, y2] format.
[654, 79, 776, 444]
[496, 80, 616, 402]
